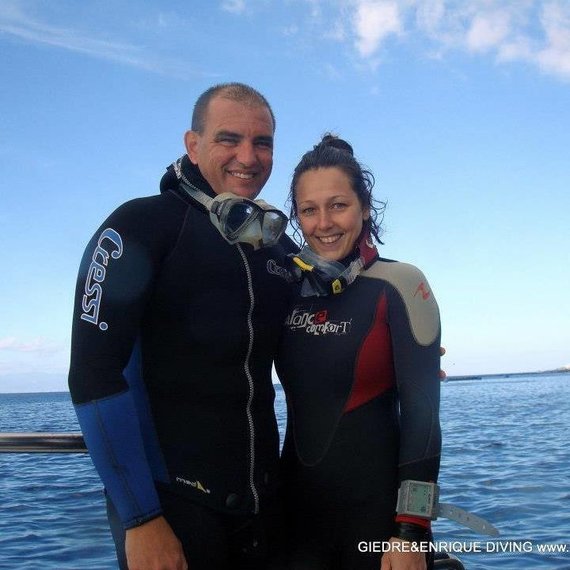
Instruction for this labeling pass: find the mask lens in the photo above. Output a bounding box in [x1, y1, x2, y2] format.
[208, 192, 287, 249]
[224, 202, 255, 236]
[261, 211, 287, 244]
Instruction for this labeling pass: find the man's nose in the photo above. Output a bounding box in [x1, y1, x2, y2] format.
[235, 142, 256, 166]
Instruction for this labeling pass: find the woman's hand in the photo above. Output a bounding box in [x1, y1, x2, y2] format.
[380, 537, 427, 570]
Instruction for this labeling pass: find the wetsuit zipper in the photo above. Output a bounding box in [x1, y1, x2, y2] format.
[236, 244, 260, 514]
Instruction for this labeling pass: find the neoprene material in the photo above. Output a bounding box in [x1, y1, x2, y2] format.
[276, 257, 441, 569]
[68, 159, 296, 531]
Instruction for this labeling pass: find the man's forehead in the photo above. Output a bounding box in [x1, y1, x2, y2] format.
[204, 97, 274, 133]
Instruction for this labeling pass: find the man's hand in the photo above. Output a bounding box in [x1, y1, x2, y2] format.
[380, 537, 426, 570]
[126, 516, 188, 570]
[439, 346, 446, 379]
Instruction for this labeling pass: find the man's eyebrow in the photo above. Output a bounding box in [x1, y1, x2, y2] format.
[213, 131, 273, 145]
[214, 130, 242, 140]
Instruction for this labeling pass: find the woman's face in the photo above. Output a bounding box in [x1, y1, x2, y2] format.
[295, 167, 369, 262]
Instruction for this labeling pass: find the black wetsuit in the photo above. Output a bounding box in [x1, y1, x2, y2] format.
[276, 257, 441, 569]
[68, 158, 295, 569]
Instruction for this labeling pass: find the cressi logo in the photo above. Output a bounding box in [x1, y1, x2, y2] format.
[80, 228, 123, 330]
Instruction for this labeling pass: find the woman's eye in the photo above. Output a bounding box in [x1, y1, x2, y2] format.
[332, 202, 347, 210]
[300, 208, 315, 216]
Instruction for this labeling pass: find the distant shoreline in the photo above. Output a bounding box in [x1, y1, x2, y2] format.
[1, 369, 569, 394]
[445, 368, 570, 382]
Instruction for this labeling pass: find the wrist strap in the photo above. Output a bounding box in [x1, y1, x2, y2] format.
[393, 522, 431, 545]
[395, 514, 431, 529]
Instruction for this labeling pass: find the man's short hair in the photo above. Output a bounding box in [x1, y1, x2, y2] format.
[191, 82, 276, 133]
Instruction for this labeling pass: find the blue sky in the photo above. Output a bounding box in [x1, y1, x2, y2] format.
[1, 0, 569, 392]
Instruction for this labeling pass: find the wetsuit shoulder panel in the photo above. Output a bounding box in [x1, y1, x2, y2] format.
[362, 260, 440, 346]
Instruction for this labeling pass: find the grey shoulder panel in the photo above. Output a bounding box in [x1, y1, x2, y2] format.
[362, 260, 440, 346]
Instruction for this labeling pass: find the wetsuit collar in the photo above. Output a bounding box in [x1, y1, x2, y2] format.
[160, 155, 216, 200]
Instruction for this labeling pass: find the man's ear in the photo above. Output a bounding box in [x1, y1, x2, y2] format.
[184, 130, 199, 164]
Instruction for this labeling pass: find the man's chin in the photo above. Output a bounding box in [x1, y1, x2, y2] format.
[226, 184, 263, 200]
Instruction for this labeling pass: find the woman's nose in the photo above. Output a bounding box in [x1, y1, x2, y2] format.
[316, 210, 333, 230]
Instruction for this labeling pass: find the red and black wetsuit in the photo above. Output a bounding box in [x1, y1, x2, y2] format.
[275, 256, 441, 569]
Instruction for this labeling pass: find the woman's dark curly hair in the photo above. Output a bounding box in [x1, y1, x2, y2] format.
[287, 133, 385, 245]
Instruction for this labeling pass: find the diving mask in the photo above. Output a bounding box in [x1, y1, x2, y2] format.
[290, 230, 379, 297]
[174, 159, 288, 250]
[291, 247, 365, 296]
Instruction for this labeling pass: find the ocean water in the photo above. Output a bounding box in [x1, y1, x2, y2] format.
[0, 374, 569, 569]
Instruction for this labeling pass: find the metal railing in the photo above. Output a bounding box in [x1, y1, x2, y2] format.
[0, 432, 87, 453]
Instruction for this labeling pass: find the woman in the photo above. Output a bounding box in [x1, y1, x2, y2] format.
[276, 135, 441, 569]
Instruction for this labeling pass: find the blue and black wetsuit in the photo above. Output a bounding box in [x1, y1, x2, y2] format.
[275, 255, 441, 569]
[68, 158, 295, 569]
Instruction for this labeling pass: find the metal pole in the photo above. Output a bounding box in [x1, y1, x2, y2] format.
[0, 433, 87, 453]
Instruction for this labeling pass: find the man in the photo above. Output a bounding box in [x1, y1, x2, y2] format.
[68, 83, 295, 570]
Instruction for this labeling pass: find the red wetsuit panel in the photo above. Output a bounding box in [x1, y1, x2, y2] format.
[344, 293, 395, 413]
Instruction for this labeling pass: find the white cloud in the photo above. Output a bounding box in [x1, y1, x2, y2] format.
[323, 62, 343, 80]
[0, 336, 69, 379]
[353, 0, 403, 57]
[221, 0, 247, 14]
[324, 19, 347, 42]
[496, 35, 533, 63]
[0, 2, 211, 79]
[415, 0, 446, 36]
[336, 0, 570, 81]
[155, 12, 193, 30]
[466, 10, 511, 53]
[535, 1, 570, 78]
[0, 337, 61, 354]
[303, 0, 323, 20]
[282, 24, 299, 36]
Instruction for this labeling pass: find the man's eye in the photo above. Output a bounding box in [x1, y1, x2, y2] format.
[216, 136, 239, 145]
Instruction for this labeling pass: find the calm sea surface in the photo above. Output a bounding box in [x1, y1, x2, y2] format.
[1, 374, 569, 569]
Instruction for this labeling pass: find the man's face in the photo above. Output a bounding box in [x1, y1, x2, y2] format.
[185, 97, 274, 199]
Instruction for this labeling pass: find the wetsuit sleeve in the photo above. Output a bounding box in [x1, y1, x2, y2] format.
[385, 263, 441, 485]
[68, 196, 182, 529]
